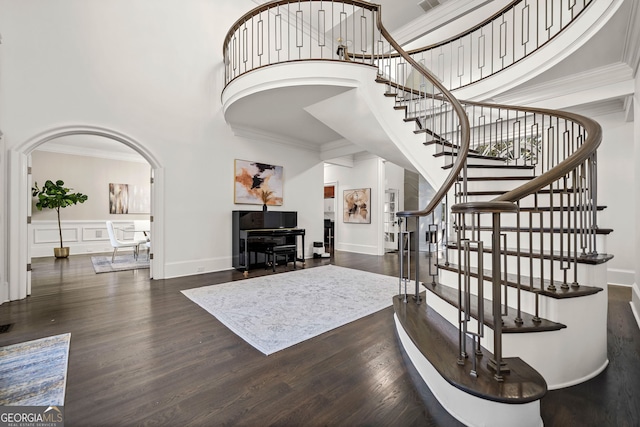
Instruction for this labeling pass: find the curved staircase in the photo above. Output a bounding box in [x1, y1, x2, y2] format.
[222, 1, 615, 425]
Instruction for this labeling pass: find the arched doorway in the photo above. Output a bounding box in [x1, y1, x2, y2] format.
[6, 125, 165, 302]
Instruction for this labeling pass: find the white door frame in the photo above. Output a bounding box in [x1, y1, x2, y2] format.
[6, 125, 165, 302]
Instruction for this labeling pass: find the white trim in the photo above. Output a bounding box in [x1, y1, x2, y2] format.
[7, 125, 166, 302]
[36, 141, 148, 164]
[631, 283, 640, 331]
[454, 0, 624, 101]
[229, 124, 322, 152]
[394, 0, 493, 47]
[607, 268, 636, 287]
[622, 0, 640, 76]
[491, 63, 634, 107]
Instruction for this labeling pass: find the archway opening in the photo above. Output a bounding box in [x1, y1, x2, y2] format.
[7, 125, 164, 302]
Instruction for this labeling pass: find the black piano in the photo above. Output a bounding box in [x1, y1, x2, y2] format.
[232, 210, 305, 276]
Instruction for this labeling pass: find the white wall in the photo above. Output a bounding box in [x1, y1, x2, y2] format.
[31, 151, 150, 222]
[0, 0, 324, 289]
[592, 112, 636, 286]
[324, 155, 385, 255]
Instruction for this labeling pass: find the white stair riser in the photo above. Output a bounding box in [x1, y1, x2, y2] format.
[461, 179, 534, 192]
[459, 192, 591, 208]
[441, 155, 506, 166]
[454, 229, 607, 252]
[424, 286, 609, 389]
[466, 168, 534, 178]
[443, 250, 608, 288]
[483, 210, 603, 228]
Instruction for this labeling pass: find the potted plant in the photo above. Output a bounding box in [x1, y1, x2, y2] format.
[32, 179, 88, 258]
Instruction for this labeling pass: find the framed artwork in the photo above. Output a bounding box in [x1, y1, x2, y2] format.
[109, 183, 150, 214]
[343, 188, 371, 224]
[109, 183, 129, 214]
[234, 159, 283, 206]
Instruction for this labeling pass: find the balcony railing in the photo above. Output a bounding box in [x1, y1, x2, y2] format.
[223, 0, 594, 91]
[382, 0, 594, 91]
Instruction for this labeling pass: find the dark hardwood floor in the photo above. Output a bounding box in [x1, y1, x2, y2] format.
[0, 251, 638, 426]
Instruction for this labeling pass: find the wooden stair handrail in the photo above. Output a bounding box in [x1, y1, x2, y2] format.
[375, 11, 471, 219]
[451, 103, 602, 212]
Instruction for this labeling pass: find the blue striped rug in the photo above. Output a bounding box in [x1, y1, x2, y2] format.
[0, 333, 71, 406]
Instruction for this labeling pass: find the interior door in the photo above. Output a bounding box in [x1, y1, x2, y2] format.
[384, 189, 399, 252]
[26, 155, 33, 296]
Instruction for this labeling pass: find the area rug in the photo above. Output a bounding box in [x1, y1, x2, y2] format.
[181, 265, 397, 355]
[0, 333, 71, 406]
[91, 254, 149, 273]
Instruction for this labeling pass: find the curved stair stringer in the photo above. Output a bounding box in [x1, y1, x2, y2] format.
[395, 313, 544, 427]
[426, 271, 609, 390]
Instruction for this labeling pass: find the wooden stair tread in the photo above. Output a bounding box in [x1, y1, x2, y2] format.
[462, 188, 588, 197]
[394, 294, 547, 403]
[456, 225, 614, 235]
[458, 175, 535, 181]
[421, 280, 566, 332]
[445, 242, 614, 266]
[518, 205, 607, 212]
[435, 151, 507, 162]
[443, 163, 534, 170]
[437, 263, 604, 299]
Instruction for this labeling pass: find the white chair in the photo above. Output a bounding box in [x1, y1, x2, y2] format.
[142, 241, 151, 261]
[133, 220, 151, 259]
[106, 221, 140, 262]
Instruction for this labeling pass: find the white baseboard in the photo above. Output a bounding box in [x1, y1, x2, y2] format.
[631, 283, 640, 331]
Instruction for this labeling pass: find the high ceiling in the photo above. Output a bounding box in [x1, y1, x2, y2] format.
[41, 0, 637, 161]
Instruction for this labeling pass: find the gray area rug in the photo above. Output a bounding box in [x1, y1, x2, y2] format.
[91, 254, 149, 273]
[182, 265, 398, 355]
[0, 333, 71, 406]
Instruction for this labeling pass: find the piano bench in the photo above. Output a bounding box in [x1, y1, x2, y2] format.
[265, 244, 297, 272]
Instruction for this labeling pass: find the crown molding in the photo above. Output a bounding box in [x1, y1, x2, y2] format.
[35, 142, 148, 164]
[323, 155, 354, 168]
[491, 62, 634, 107]
[393, 0, 493, 47]
[622, 0, 640, 77]
[229, 124, 322, 153]
[565, 98, 628, 118]
[320, 138, 363, 161]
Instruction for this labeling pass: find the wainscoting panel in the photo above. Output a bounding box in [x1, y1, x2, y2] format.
[31, 220, 139, 258]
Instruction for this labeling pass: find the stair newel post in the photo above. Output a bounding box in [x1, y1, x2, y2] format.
[398, 217, 408, 303]
[414, 215, 422, 304]
[456, 211, 466, 365]
[589, 151, 598, 255]
[444, 195, 450, 267]
[428, 211, 438, 286]
[490, 211, 506, 381]
[571, 169, 580, 288]
[515, 200, 523, 325]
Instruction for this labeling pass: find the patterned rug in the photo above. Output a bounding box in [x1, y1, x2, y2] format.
[182, 265, 398, 355]
[91, 254, 149, 273]
[0, 333, 71, 406]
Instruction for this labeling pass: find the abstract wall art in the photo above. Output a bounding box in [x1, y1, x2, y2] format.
[109, 183, 129, 214]
[343, 188, 371, 224]
[234, 160, 283, 206]
[109, 183, 150, 214]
